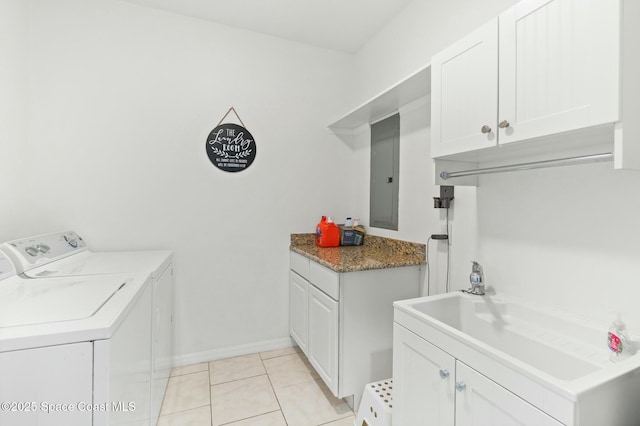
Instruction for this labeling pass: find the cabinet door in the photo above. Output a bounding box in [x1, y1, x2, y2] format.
[431, 18, 499, 158]
[498, 0, 620, 145]
[455, 361, 562, 426]
[289, 271, 309, 355]
[392, 324, 455, 426]
[308, 285, 339, 396]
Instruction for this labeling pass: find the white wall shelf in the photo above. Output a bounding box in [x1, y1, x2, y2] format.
[328, 64, 431, 134]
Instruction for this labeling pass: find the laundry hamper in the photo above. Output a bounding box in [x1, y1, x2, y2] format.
[355, 379, 393, 426]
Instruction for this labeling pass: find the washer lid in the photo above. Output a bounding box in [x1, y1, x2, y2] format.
[0, 276, 126, 328]
[24, 250, 172, 279]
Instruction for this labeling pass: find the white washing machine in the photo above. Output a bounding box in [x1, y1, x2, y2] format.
[0, 250, 153, 426]
[1, 231, 173, 426]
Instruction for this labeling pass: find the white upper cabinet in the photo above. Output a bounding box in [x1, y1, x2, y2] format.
[431, 19, 498, 158]
[431, 0, 620, 159]
[498, 0, 620, 145]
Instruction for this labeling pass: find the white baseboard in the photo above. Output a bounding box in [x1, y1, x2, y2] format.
[171, 336, 297, 368]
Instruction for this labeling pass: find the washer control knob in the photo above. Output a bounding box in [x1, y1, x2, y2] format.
[37, 244, 50, 254]
[64, 235, 78, 248]
[25, 246, 39, 257]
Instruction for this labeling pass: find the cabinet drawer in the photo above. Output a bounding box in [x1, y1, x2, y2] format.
[309, 260, 340, 300]
[290, 251, 310, 280]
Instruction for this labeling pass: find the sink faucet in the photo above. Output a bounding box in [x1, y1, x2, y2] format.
[467, 261, 485, 295]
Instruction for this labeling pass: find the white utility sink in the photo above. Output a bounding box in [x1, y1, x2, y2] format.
[393, 291, 640, 423]
[404, 292, 609, 381]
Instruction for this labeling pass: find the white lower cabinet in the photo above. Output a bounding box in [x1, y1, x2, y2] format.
[392, 323, 455, 425]
[393, 324, 562, 426]
[308, 284, 339, 395]
[289, 271, 309, 354]
[455, 362, 561, 426]
[289, 251, 421, 409]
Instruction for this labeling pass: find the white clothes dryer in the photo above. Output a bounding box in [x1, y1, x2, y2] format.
[1, 231, 173, 426]
[0, 250, 153, 426]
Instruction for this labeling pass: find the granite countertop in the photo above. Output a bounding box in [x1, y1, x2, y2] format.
[290, 233, 426, 273]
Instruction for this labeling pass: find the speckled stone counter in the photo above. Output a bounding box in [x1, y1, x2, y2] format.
[290, 233, 426, 273]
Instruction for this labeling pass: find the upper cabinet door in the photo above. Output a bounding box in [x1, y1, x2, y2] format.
[498, 0, 620, 145]
[431, 18, 499, 158]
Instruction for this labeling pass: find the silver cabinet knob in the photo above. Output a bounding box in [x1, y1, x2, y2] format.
[481, 125, 492, 134]
[498, 120, 510, 129]
[439, 369, 450, 379]
[455, 381, 467, 392]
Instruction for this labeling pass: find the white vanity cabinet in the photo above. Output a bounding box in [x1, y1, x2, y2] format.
[393, 323, 563, 426]
[392, 323, 455, 425]
[289, 270, 309, 354]
[431, 0, 620, 159]
[308, 283, 339, 393]
[289, 251, 421, 408]
[455, 362, 562, 426]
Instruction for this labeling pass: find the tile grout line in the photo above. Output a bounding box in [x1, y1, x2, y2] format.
[208, 361, 213, 426]
[210, 372, 267, 387]
[262, 350, 354, 426]
[261, 353, 289, 426]
[217, 410, 283, 426]
[158, 369, 212, 422]
[162, 349, 319, 425]
[210, 352, 287, 425]
[159, 403, 211, 418]
[317, 411, 357, 426]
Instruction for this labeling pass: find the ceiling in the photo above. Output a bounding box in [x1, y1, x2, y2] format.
[121, 0, 415, 53]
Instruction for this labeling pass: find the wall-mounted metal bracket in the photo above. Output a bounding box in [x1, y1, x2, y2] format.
[433, 185, 454, 208]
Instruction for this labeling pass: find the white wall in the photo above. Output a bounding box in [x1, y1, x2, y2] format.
[351, 0, 640, 333]
[348, 0, 518, 293]
[478, 165, 640, 331]
[23, 0, 355, 362]
[0, 0, 29, 241]
[352, 0, 519, 103]
[11, 0, 640, 363]
[341, 96, 478, 296]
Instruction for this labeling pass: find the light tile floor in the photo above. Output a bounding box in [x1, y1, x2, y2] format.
[158, 347, 355, 426]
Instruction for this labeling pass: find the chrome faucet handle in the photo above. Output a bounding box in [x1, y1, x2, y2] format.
[469, 261, 485, 295]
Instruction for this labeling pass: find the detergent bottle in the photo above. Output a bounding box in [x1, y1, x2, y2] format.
[316, 216, 340, 247]
[315, 216, 327, 246]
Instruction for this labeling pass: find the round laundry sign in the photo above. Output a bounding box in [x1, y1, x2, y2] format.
[206, 123, 257, 172]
